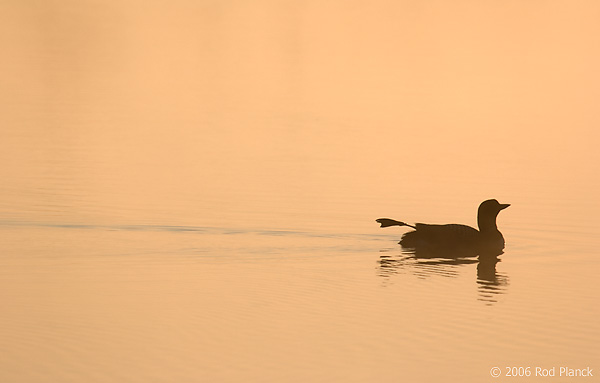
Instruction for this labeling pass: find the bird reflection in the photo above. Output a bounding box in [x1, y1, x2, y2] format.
[378, 252, 509, 304]
[376, 199, 510, 303]
[476, 255, 509, 304]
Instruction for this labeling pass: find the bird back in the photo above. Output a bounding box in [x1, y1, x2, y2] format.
[400, 224, 480, 252]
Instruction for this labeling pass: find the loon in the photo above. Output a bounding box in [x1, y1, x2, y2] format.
[376, 199, 510, 257]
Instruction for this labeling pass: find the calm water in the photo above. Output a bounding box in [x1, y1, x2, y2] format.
[1, 1, 599, 382]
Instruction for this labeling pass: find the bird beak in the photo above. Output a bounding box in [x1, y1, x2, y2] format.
[499, 203, 510, 210]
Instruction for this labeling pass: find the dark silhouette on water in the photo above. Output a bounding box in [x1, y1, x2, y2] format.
[376, 199, 510, 258]
[377, 252, 509, 304]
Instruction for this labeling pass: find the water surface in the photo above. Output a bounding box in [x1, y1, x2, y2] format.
[1, 1, 599, 382]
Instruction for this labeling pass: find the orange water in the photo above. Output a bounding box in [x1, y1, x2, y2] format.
[1, 1, 599, 382]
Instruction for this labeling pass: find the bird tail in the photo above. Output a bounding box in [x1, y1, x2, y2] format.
[376, 218, 416, 229]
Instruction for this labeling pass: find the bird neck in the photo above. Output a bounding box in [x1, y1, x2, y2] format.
[478, 214, 499, 234]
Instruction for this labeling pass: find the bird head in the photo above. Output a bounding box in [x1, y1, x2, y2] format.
[479, 199, 510, 217]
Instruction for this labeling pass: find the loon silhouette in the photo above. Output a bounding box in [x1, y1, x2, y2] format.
[376, 199, 510, 258]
